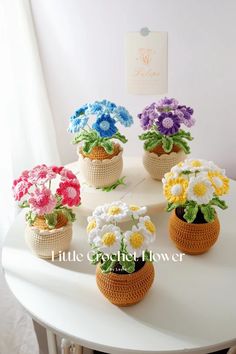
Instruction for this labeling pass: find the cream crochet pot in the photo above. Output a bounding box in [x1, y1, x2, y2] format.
[25, 223, 72, 259]
[78, 149, 123, 188]
[143, 149, 186, 180]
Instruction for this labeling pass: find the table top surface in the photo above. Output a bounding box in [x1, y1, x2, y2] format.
[66, 157, 166, 214]
[2, 158, 236, 354]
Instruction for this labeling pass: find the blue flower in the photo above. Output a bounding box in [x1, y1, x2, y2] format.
[114, 106, 133, 127]
[92, 114, 118, 138]
[68, 116, 88, 133]
[89, 100, 117, 116]
[74, 104, 89, 117]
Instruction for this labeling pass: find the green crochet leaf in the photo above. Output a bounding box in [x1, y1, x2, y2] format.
[175, 130, 193, 141]
[19, 200, 29, 208]
[172, 136, 191, 154]
[25, 211, 36, 226]
[101, 140, 114, 154]
[100, 259, 116, 273]
[45, 213, 58, 229]
[162, 136, 173, 153]
[166, 202, 178, 212]
[101, 176, 126, 192]
[119, 258, 135, 274]
[183, 202, 199, 223]
[200, 205, 216, 223]
[139, 131, 155, 140]
[144, 137, 162, 151]
[82, 140, 98, 154]
[61, 207, 76, 222]
[210, 197, 228, 210]
[113, 131, 128, 143]
[90, 252, 102, 265]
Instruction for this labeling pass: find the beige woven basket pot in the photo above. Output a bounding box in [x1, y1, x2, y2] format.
[143, 149, 186, 180]
[96, 262, 155, 306]
[169, 211, 220, 255]
[25, 223, 72, 259]
[78, 149, 123, 188]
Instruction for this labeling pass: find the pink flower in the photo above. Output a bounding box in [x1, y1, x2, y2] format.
[29, 187, 57, 215]
[12, 177, 32, 201]
[56, 179, 81, 207]
[28, 164, 56, 185]
[51, 165, 64, 174]
[60, 168, 77, 180]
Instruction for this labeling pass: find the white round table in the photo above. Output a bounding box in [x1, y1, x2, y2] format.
[2, 159, 236, 354]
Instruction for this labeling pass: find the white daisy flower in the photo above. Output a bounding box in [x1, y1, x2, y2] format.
[86, 216, 103, 234]
[124, 226, 148, 257]
[183, 158, 212, 173]
[98, 201, 129, 222]
[92, 224, 121, 255]
[138, 216, 156, 242]
[187, 174, 214, 205]
[92, 204, 105, 219]
[128, 204, 147, 219]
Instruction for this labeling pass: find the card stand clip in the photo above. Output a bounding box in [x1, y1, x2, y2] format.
[140, 27, 150, 36]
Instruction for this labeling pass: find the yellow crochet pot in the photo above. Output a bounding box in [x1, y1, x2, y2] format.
[169, 210, 220, 255]
[96, 262, 155, 306]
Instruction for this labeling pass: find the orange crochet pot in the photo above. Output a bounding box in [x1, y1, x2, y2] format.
[32, 213, 68, 230]
[96, 262, 155, 306]
[169, 210, 220, 255]
[80, 143, 121, 160]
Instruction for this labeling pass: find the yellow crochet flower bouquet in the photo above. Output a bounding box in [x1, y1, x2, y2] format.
[163, 158, 230, 254]
[86, 201, 156, 306]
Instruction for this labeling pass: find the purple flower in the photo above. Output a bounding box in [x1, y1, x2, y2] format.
[157, 97, 179, 112]
[138, 103, 159, 130]
[175, 105, 195, 127]
[157, 112, 180, 135]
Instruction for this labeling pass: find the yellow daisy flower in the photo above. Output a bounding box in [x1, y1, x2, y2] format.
[208, 171, 230, 196]
[164, 177, 188, 204]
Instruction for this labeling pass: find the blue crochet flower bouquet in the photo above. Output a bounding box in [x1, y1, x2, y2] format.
[69, 100, 133, 155]
[68, 100, 133, 189]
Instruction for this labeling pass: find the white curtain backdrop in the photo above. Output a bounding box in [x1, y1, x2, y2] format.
[0, 0, 60, 353]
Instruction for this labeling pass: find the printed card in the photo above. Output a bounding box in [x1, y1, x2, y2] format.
[125, 31, 168, 95]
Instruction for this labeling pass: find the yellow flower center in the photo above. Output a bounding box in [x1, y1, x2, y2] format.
[129, 232, 144, 249]
[108, 206, 121, 215]
[144, 220, 156, 234]
[177, 162, 184, 167]
[87, 220, 96, 233]
[129, 205, 140, 211]
[193, 182, 207, 197]
[191, 160, 202, 168]
[102, 232, 116, 247]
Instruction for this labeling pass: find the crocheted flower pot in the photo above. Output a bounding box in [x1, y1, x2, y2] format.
[25, 214, 72, 259]
[169, 210, 220, 255]
[78, 145, 123, 188]
[143, 147, 186, 181]
[96, 262, 155, 306]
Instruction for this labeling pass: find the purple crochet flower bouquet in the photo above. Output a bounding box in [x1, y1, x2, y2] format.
[138, 97, 195, 154]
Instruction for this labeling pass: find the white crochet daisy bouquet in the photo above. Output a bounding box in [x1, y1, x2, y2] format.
[68, 100, 133, 155]
[163, 158, 230, 223]
[87, 201, 156, 273]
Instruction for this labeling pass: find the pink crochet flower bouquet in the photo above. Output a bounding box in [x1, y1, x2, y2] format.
[12, 164, 81, 258]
